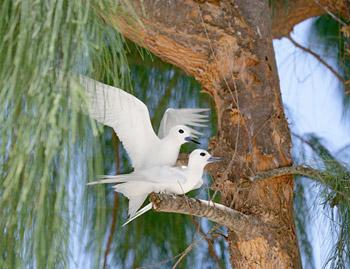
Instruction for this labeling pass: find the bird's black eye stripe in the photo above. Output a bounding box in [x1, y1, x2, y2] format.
[179, 129, 184, 134]
[200, 152, 206, 156]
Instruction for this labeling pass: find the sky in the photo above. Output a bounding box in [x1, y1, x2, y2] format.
[274, 18, 350, 268]
[275, 19, 350, 151]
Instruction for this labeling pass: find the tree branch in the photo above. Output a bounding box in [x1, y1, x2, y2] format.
[249, 165, 323, 181]
[149, 193, 264, 238]
[271, 0, 349, 38]
[287, 35, 346, 84]
[313, 0, 348, 26]
[250, 165, 350, 206]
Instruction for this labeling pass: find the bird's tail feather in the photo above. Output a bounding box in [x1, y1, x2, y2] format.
[122, 203, 152, 227]
[86, 176, 125, 185]
[113, 183, 150, 217]
[87, 174, 143, 185]
[127, 195, 148, 217]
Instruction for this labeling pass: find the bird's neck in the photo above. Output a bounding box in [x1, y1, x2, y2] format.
[186, 161, 205, 179]
[161, 134, 178, 144]
[158, 135, 181, 163]
[160, 135, 182, 151]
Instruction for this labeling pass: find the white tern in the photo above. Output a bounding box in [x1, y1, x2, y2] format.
[80, 76, 209, 170]
[87, 149, 222, 225]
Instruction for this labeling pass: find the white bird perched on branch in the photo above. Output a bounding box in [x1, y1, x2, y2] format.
[79, 76, 209, 170]
[87, 149, 222, 225]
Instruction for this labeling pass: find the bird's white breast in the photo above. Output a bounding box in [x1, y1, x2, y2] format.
[136, 139, 180, 169]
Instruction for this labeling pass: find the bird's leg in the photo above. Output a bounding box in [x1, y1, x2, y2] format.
[176, 181, 192, 208]
[182, 193, 192, 208]
[194, 197, 201, 203]
[158, 189, 166, 195]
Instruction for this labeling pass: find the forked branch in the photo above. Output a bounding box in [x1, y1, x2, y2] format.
[149, 193, 264, 238]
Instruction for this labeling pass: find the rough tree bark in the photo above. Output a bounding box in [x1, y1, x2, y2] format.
[102, 0, 348, 268]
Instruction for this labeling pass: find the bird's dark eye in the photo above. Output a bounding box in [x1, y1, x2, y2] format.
[200, 152, 206, 156]
[179, 129, 184, 134]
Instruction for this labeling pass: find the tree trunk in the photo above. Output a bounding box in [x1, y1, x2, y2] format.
[98, 0, 340, 267]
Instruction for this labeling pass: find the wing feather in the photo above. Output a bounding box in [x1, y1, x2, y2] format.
[80, 76, 159, 169]
[158, 108, 209, 138]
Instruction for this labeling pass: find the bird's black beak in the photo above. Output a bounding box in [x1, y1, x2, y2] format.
[208, 156, 223, 163]
[185, 136, 200, 145]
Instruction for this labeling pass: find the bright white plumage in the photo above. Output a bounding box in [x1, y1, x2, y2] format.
[79, 76, 208, 170]
[87, 149, 222, 224]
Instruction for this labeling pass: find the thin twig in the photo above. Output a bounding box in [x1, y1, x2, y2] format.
[198, 4, 246, 220]
[172, 241, 195, 269]
[172, 224, 221, 269]
[292, 132, 317, 150]
[191, 218, 222, 268]
[198, 5, 242, 153]
[312, 0, 347, 26]
[287, 35, 346, 84]
[136, 251, 183, 269]
[136, 225, 221, 269]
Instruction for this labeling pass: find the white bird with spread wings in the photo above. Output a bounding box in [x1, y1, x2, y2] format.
[80, 76, 209, 170]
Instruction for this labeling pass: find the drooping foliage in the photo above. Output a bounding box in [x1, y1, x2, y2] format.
[293, 133, 350, 269]
[312, 14, 350, 110]
[307, 136, 350, 269]
[0, 1, 129, 267]
[0, 1, 226, 267]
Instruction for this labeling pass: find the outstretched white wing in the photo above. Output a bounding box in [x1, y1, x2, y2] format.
[158, 108, 209, 138]
[80, 76, 159, 169]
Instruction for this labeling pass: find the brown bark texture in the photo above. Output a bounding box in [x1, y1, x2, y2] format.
[102, 0, 348, 268]
[150, 193, 267, 238]
[271, 0, 349, 38]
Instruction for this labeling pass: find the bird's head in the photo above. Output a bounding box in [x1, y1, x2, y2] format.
[168, 125, 200, 145]
[188, 149, 223, 169]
